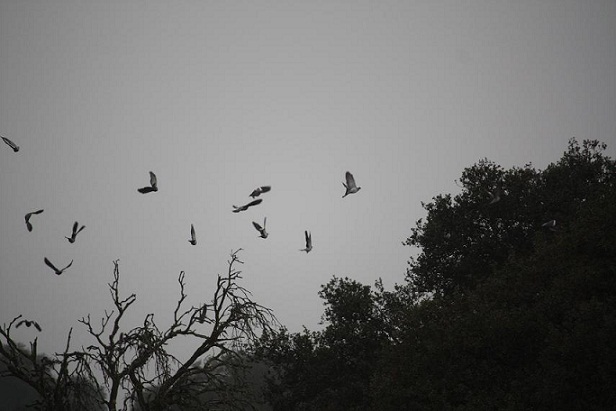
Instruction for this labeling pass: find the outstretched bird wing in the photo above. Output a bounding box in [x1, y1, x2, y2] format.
[61, 260, 74, 272]
[44, 257, 60, 273]
[233, 198, 262, 212]
[25, 209, 44, 219]
[250, 185, 271, 198]
[2, 136, 19, 151]
[149, 171, 157, 188]
[191, 224, 196, 241]
[246, 198, 263, 208]
[542, 219, 556, 228]
[72, 221, 79, 235]
[345, 172, 357, 189]
[25, 209, 44, 231]
[252, 221, 263, 232]
[138, 186, 154, 194]
[299, 231, 312, 251]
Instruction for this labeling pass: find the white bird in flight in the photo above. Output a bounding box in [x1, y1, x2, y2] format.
[65, 221, 86, 243]
[1, 136, 19, 152]
[137, 171, 158, 194]
[542, 219, 557, 231]
[44, 257, 73, 275]
[487, 188, 501, 204]
[24, 209, 44, 232]
[342, 171, 361, 198]
[250, 185, 271, 198]
[300, 230, 312, 253]
[189, 224, 197, 245]
[252, 217, 268, 239]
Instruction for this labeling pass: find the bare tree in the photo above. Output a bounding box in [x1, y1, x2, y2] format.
[1, 249, 277, 410]
[0, 323, 103, 410]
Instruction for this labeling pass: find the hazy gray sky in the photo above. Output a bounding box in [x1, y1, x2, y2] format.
[1, 0, 615, 356]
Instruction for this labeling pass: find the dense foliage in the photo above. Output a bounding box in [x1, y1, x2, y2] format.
[253, 139, 616, 410]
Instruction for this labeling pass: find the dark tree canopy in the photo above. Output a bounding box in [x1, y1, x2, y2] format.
[375, 148, 616, 409]
[405, 138, 615, 296]
[254, 138, 616, 410]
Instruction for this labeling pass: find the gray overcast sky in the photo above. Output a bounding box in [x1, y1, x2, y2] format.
[1, 0, 615, 356]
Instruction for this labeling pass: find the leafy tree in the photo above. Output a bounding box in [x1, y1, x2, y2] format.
[1, 250, 277, 411]
[254, 276, 396, 411]
[405, 138, 615, 296]
[254, 138, 616, 411]
[252, 327, 321, 410]
[372, 139, 616, 409]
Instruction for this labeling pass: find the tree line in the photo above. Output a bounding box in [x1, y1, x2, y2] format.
[251, 139, 616, 410]
[2, 138, 615, 410]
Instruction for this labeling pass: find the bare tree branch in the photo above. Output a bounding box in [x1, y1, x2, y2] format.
[1, 250, 278, 410]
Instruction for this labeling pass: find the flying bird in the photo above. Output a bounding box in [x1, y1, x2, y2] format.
[24, 209, 44, 232]
[249, 185, 272, 198]
[44, 257, 73, 275]
[188, 224, 197, 245]
[137, 171, 158, 194]
[300, 230, 312, 253]
[232, 198, 263, 213]
[16, 319, 42, 332]
[1, 136, 19, 152]
[542, 219, 557, 231]
[487, 188, 502, 204]
[65, 221, 86, 243]
[252, 217, 268, 239]
[342, 171, 361, 198]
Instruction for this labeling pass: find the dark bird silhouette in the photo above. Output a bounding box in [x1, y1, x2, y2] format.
[189, 224, 197, 245]
[300, 230, 312, 253]
[1, 136, 19, 152]
[24, 209, 44, 232]
[16, 319, 42, 332]
[487, 187, 502, 204]
[249, 185, 271, 198]
[542, 219, 557, 232]
[252, 217, 268, 239]
[196, 306, 207, 323]
[65, 221, 86, 243]
[137, 171, 158, 193]
[342, 171, 361, 198]
[232, 198, 263, 213]
[44, 257, 73, 275]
